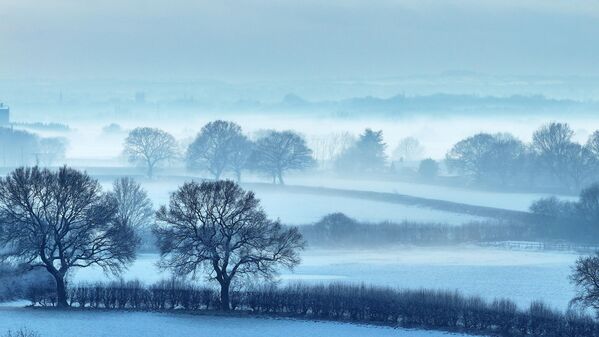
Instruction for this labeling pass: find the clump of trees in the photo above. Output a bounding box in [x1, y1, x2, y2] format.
[0, 127, 67, 167]
[530, 183, 599, 242]
[153, 180, 304, 310]
[184, 122, 316, 184]
[446, 122, 599, 192]
[123, 127, 179, 178]
[335, 128, 387, 174]
[0, 167, 140, 307]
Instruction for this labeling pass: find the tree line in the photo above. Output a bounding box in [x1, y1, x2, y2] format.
[20, 280, 599, 337]
[301, 213, 534, 247]
[120, 120, 599, 194]
[123, 122, 315, 183]
[446, 122, 599, 192]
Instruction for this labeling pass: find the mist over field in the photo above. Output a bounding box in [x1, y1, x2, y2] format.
[2, 1, 599, 337]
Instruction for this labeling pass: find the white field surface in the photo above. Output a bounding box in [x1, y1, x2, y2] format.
[0, 306, 476, 337]
[284, 176, 576, 212]
[73, 246, 578, 311]
[100, 179, 486, 226]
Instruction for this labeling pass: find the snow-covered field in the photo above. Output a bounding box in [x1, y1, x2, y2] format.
[100, 179, 486, 225]
[73, 246, 578, 310]
[285, 176, 576, 212]
[0, 306, 476, 337]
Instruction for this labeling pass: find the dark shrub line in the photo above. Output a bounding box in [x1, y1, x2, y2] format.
[28, 280, 599, 337]
[300, 213, 533, 247]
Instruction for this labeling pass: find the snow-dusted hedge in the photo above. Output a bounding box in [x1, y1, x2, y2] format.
[24, 280, 599, 337]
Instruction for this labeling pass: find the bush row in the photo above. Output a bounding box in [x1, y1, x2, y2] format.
[27, 280, 599, 337]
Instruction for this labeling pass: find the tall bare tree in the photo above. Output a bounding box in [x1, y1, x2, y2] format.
[153, 180, 304, 310]
[124, 127, 178, 178]
[37, 137, 67, 167]
[0, 167, 139, 307]
[251, 131, 315, 184]
[571, 252, 599, 315]
[113, 177, 154, 229]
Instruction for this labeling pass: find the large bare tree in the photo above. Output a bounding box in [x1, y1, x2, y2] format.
[153, 180, 304, 310]
[251, 130, 315, 184]
[124, 127, 178, 178]
[0, 167, 139, 307]
[571, 252, 599, 316]
[186, 120, 246, 180]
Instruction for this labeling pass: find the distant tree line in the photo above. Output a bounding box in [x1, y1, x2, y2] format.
[446, 122, 599, 192]
[123, 121, 315, 183]
[121, 120, 599, 194]
[301, 213, 534, 247]
[0, 127, 67, 167]
[21, 280, 599, 337]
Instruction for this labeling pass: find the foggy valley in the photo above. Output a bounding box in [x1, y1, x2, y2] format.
[2, 1, 599, 337]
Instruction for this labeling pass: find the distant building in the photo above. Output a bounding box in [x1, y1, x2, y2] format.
[0, 103, 9, 125]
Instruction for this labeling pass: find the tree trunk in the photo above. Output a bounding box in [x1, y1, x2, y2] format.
[147, 163, 154, 179]
[53, 272, 69, 308]
[278, 171, 285, 185]
[219, 281, 231, 311]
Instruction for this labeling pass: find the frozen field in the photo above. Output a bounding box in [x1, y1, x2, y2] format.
[0, 306, 476, 337]
[74, 246, 578, 310]
[100, 179, 486, 225]
[285, 176, 576, 212]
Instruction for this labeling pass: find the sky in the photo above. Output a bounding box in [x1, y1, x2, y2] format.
[1, 0, 599, 81]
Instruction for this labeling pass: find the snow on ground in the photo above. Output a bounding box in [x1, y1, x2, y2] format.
[285, 176, 576, 212]
[100, 179, 486, 226]
[253, 190, 484, 225]
[0, 306, 476, 337]
[73, 246, 578, 310]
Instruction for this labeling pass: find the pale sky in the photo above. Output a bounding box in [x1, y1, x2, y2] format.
[1, 0, 598, 81]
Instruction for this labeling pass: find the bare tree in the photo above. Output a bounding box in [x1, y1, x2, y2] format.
[532, 122, 574, 184]
[37, 137, 67, 167]
[445, 133, 524, 185]
[186, 120, 245, 180]
[309, 132, 355, 170]
[571, 252, 599, 316]
[392, 137, 424, 162]
[113, 177, 154, 229]
[251, 131, 315, 184]
[0, 167, 139, 307]
[153, 180, 304, 310]
[123, 127, 178, 178]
